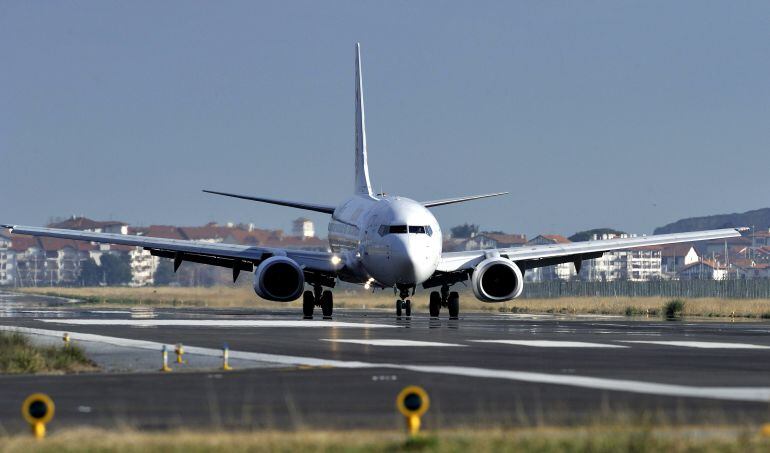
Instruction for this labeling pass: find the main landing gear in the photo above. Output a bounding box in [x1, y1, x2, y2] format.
[303, 284, 333, 320]
[396, 287, 412, 318]
[429, 285, 459, 319]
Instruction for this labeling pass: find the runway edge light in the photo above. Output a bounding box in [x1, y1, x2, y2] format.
[21, 393, 55, 439]
[396, 385, 429, 436]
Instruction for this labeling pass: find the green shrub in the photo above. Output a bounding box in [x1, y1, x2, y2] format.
[664, 299, 685, 319]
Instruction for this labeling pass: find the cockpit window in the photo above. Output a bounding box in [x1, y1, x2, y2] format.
[379, 225, 432, 236]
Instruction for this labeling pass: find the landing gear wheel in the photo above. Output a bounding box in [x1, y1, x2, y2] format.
[321, 290, 333, 318]
[429, 291, 441, 318]
[405, 299, 412, 317]
[396, 300, 402, 317]
[448, 291, 459, 319]
[302, 290, 314, 319]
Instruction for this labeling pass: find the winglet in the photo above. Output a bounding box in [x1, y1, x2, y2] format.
[354, 43, 374, 197]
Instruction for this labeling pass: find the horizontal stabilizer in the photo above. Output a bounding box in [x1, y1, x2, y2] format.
[203, 190, 336, 214]
[421, 192, 509, 208]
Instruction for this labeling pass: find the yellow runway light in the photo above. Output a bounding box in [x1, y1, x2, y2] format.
[396, 385, 430, 436]
[22, 393, 55, 439]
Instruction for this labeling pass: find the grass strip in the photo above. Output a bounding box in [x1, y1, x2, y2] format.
[0, 331, 97, 374]
[0, 426, 769, 452]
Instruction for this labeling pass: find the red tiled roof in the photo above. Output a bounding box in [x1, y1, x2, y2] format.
[541, 234, 571, 244]
[629, 245, 663, 252]
[48, 217, 127, 230]
[477, 232, 527, 245]
[129, 225, 186, 240]
[679, 259, 725, 272]
[11, 236, 95, 252]
[660, 244, 696, 257]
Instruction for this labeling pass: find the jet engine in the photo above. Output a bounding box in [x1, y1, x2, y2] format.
[253, 256, 305, 302]
[471, 257, 524, 302]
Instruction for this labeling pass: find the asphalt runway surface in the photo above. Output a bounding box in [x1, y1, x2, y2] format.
[2, 291, 770, 432]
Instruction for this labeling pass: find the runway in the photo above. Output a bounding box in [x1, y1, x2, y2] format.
[1, 291, 770, 431]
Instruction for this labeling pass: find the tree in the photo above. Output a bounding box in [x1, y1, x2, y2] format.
[450, 223, 479, 239]
[78, 258, 102, 286]
[153, 259, 175, 286]
[100, 253, 132, 285]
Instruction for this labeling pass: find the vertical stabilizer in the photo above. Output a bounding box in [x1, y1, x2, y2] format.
[354, 43, 374, 197]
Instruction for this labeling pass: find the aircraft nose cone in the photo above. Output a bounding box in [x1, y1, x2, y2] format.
[389, 235, 433, 285]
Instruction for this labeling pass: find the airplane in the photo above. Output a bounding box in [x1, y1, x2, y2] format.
[3, 43, 742, 320]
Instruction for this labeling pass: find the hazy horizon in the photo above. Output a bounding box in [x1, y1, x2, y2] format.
[3, 2, 769, 238]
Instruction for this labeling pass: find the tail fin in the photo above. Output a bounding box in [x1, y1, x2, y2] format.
[354, 43, 374, 197]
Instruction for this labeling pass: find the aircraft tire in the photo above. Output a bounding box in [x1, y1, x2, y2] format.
[302, 291, 314, 319]
[321, 290, 333, 318]
[448, 291, 460, 319]
[429, 291, 441, 317]
[396, 300, 402, 317]
[405, 299, 411, 317]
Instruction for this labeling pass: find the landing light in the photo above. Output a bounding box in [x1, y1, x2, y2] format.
[331, 256, 342, 266]
[364, 278, 375, 290]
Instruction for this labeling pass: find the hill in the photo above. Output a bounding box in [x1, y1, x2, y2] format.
[653, 208, 770, 234]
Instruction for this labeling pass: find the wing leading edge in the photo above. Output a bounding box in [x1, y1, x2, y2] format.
[437, 228, 743, 273]
[202, 190, 336, 214]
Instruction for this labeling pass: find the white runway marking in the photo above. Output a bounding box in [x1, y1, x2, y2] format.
[471, 340, 628, 348]
[620, 340, 770, 349]
[37, 319, 395, 328]
[322, 339, 465, 347]
[5, 325, 770, 403]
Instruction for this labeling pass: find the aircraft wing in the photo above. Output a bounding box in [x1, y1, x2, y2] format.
[2, 224, 342, 280]
[436, 228, 743, 273]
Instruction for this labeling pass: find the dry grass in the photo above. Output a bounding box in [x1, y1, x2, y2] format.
[0, 331, 97, 374]
[1, 426, 769, 452]
[16, 286, 770, 319]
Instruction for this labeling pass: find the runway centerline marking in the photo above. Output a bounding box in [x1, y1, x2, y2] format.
[620, 340, 770, 349]
[5, 325, 770, 403]
[36, 319, 396, 328]
[470, 340, 628, 348]
[321, 339, 465, 347]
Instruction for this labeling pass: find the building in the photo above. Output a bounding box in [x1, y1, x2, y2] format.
[525, 235, 576, 281]
[292, 218, 315, 238]
[455, 232, 527, 251]
[661, 244, 700, 275]
[731, 259, 770, 279]
[677, 260, 727, 280]
[0, 229, 15, 286]
[11, 236, 95, 286]
[49, 216, 128, 235]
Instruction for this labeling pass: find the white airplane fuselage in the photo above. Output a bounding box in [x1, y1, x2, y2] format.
[328, 195, 442, 287]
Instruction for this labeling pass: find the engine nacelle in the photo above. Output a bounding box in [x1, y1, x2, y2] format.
[253, 256, 305, 302]
[471, 257, 524, 302]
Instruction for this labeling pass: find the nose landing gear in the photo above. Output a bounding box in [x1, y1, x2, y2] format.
[303, 284, 333, 320]
[429, 285, 459, 319]
[396, 286, 412, 318]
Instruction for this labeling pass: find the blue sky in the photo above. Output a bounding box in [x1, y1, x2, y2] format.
[2, 1, 769, 237]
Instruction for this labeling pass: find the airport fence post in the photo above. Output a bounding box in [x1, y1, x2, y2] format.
[62, 332, 70, 348]
[160, 345, 171, 372]
[222, 343, 233, 371]
[175, 343, 185, 364]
